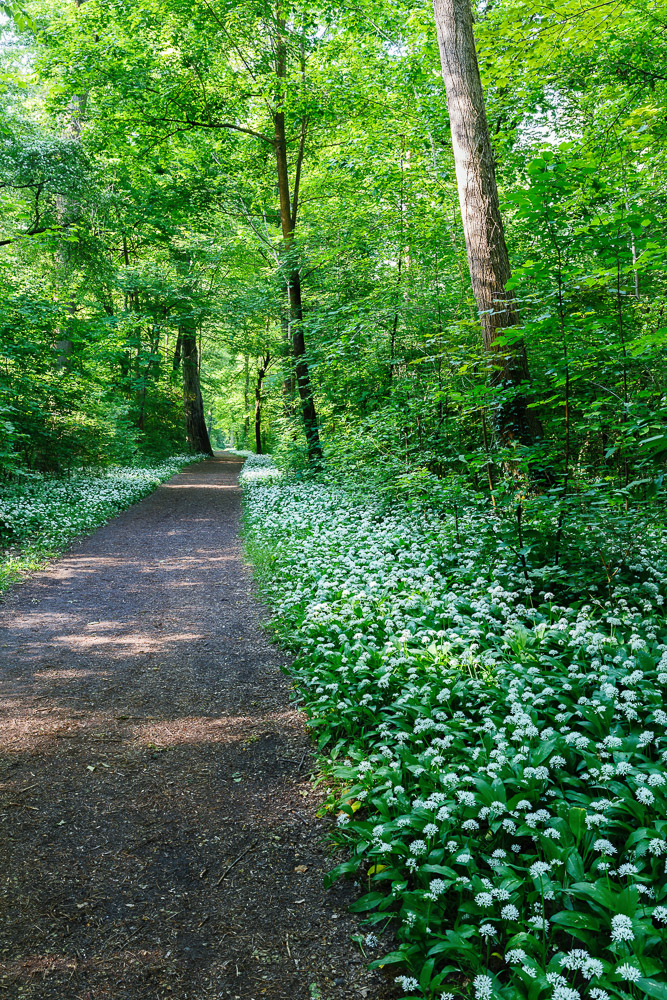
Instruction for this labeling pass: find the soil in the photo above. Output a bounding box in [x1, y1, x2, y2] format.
[0, 455, 398, 1000]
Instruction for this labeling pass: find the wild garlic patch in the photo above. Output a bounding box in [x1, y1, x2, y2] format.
[242, 455, 667, 1000]
[0, 455, 201, 586]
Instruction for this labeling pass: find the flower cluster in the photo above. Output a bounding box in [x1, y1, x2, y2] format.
[242, 457, 667, 999]
[238, 452, 282, 486]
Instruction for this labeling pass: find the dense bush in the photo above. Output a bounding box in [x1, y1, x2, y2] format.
[0, 286, 190, 475]
[242, 455, 667, 1000]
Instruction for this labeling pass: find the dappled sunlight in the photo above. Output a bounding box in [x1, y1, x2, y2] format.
[131, 709, 297, 748]
[0, 701, 299, 753]
[32, 668, 109, 681]
[160, 483, 239, 490]
[0, 707, 87, 744]
[0, 457, 380, 1000]
[49, 630, 207, 650]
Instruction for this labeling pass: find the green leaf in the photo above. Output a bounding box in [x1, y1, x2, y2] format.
[550, 910, 602, 931]
[368, 948, 417, 970]
[419, 958, 436, 992]
[638, 980, 667, 1000]
[323, 859, 361, 888]
[348, 891, 385, 912]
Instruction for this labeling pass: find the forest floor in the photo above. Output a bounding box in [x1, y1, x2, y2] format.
[0, 455, 394, 1000]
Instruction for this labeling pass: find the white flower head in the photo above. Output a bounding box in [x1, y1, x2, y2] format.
[636, 786, 655, 806]
[529, 860, 551, 879]
[394, 975, 420, 993]
[475, 892, 494, 908]
[615, 962, 641, 982]
[610, 914, 634, 942]
[505, 948, 526, 963]
[473, 974, 494, 999]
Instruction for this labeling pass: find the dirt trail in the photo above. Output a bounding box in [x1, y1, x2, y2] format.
[0, 456, 392, 1000]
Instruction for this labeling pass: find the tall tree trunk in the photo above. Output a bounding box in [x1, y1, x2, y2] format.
[389, 136, 406, 381]
[433, 0, 540, 445]
[283, 265, 321, 461]
[172, 333, 182, 372]
[180, 321, 213, 455]
[254, 390, 262, 454]
[281, 308, 295, 414]
[243, 354, 250, 442]
[254, 352, 271, 455]
[273, 13, 322, 464]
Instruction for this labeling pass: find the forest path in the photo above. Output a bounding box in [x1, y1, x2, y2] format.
[0, 456, 389, 1000]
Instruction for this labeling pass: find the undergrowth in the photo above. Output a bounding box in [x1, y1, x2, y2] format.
[241, 454, 667, 1000]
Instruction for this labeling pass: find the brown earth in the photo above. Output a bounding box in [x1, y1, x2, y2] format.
[0, 455, 397, 1000]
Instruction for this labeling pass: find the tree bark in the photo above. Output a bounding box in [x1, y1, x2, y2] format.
[283, 263, 321, 462]
[273, 13, 322, 464]
[389, 136, 406, 381]
[280, 309, 295, 414]
[254, 390, 261, 453]
[243, 354, 250, 442]
[433, 0, 540, 445]
[254, 352, 271, 455]
[172, 333, 182, 372]
[180, 322, 213, 455]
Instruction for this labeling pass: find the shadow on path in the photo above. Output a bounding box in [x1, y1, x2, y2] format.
[0, 457, 394, 1000]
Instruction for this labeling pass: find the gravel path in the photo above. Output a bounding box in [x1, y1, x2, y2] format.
[0, 456, 392, 1000]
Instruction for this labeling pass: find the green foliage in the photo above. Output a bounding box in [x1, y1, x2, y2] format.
[0, 2, 34, 31]
[243, 455, 667, 999]
[2, 0, 663, 486]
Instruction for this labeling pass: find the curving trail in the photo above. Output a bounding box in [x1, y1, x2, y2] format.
[0, 456, 389, 1000]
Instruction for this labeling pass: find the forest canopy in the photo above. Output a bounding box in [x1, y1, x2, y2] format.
[0, 0, 665, 490]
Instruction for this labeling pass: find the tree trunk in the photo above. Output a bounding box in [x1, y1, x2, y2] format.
[172, 333, 182, 372]
[273, 15, 322, 464]
[255, 378, 263, 455]
[180, 323, 213, 455]
[389, 136, 406, 381]
[433, 0, 540, 445]
[284, 266, 321, 462]
[54, 7, 88, 368]
[243, 354, 250, 442]
[281, 308, 296, 414]
[254, 352, 271, 455]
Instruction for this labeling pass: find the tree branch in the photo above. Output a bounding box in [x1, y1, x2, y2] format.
[0, 220, 72, 247]
[166, 117, 275, 144]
